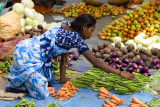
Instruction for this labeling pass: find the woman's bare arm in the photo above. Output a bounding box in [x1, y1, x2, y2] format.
[60, 52, 69, 83]
[82, 50, 135, 79]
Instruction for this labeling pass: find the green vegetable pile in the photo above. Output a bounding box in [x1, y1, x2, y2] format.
[72, 68, 106, 88]
[52, 58, 75, 78]
[146, 98, 160, 107]
[9, 99, 61, 107]
[8, 99, 36, 107]
[93, 73, 150, 94]
[72, 68, 150, 94]
[0, 55, 13, 73]
[46, 102, 61, 107]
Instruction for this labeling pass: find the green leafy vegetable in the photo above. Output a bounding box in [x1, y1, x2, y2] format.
[46, 102, 61, 107]
[146, 98, 160, 107]
[8, 99, 36, 107]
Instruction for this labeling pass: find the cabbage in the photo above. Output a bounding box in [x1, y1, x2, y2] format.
[125, 40, 135, 46]
[140, 39, 151, 47]
[137, 32, 146, 38]
[134, 36, 143, 44]
[24, 8, 35, 19]
[21, 0, 34, 9]
[112, 36, 122, 43]
[25, 25, 32, 30]
[35, 13, 44, 22]
[19, 13, 24, 18]
[21, 27, 25, 32]
[111, 43, 115, 47]
[32, 20, 39, 27]
[12, 3, 24, 14]
[25, 17, 33, 26]
[137, 44, 143, 49]
[20, 18, 25, 27]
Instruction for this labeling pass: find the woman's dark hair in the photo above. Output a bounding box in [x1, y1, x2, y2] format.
[70, 14, 96, 38]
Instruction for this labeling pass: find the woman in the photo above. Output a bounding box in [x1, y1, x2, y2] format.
[6, 14, 135, 99]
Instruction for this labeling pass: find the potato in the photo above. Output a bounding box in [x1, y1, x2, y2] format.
[92, 46, 99, 52]
[120, 47, 128, 55]
[127, 44, 135, 52]
[103, 42, 109, 48]
[151, 48, 159, 56]
[37, 24, 43, 29]
[100, 49, 104, 55]
[97, 44, 104, 50]
[102, 54, 110, 59]
[128, 52, 134, 59]
[116, 51, 123, 57]
[115, 42, 121, 48]
[94, 52, 102, 58]
[104, 47, 111, 54]
[139, 48, 147, 54]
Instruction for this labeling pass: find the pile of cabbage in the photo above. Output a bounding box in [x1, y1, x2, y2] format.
[12, 0, 58, 32]
[112, 33, 160, 51]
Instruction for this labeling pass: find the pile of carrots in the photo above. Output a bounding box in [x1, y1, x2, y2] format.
[99, 87, 124, 107]
[47, 81, 80, 101]
[129, 97, 147, 107]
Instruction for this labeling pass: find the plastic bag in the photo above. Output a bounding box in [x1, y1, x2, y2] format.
[0, 36, 29, 60]
[0, 10, 21, 40]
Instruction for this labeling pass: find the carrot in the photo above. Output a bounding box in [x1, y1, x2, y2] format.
[131, 98, 146, 107]
[99, 93, 110, 98]
[98, 96, 107, 99]
[99, 88, 110, 95]
[110, 95, 123, 103]
[105, 100, 115, 107]
[110, 99, 119, 106]
[49, 91, 53, 95]
[102, 103, 110, 107]
[48, 87, 53, 91]
[52, 87, 55, 95]
[0, 70, 2, 74]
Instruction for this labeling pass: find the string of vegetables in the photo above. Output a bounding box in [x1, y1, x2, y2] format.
[0, 55, 13, 73]
[71, 68, 107, 88]
[72, 68, 150, 94]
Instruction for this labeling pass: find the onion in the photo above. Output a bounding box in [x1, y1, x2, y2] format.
[111, 58, 116, 63]
[67, 59, 72, 66]
[137, 65, 143, 70]
[126, 67, 134, 73]
[122, 57, 130, 64]
[148, 71, 151, 76]
[133, 69, 137, 72]
[69, 51, 76, 55]
[143, 72, 148, 76]
[111, 53, 118, 58]
[148, 65, 152, 69]
[72, 56, 79, 60]
[131, 63, 138, 69]
[105, 62, 109, 65]
[69, 54, 74, 58]
[136, 59, 144, 65]
[115, 64, 120, 69]
[155, 64, 160, 69]
[115, 60, 122, 65]
[111, 64, 116, 69]
[140, 66, 149, 73]
[105, 57, 111, 62]
[151, 58, 159, 65]
[121, 63, 127, 67]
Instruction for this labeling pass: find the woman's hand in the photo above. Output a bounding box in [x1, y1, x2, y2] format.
[120, 72, 135, 80]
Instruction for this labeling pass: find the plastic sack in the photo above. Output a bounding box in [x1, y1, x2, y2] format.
[0, 36, 29, 60]
[0, 10, 21, 40]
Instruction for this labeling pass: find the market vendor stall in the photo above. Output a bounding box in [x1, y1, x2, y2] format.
[0, 0, 160, 107]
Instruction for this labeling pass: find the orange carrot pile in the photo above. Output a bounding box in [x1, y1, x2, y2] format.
[53, 81, 80, 101]
[129, 97, 147, 107]
[99, 87, 124, 107]
[99, 87, 111, 98]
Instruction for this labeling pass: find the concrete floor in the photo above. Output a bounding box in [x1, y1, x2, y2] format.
[43, 0, 121, 71]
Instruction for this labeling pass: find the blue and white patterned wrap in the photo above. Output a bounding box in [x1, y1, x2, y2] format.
[6, 21, 89, 99]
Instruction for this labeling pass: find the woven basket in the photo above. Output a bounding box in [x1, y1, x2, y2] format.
[82, 0, 103, 7]
[107, 0, 129, 5]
